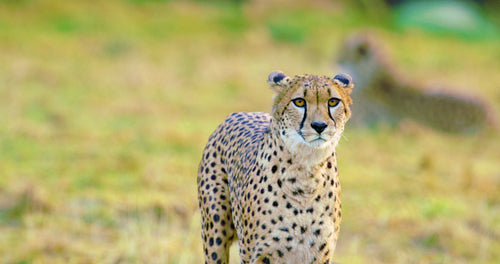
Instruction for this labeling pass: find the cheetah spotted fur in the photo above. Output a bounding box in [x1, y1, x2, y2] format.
[197, 71, 354, 264]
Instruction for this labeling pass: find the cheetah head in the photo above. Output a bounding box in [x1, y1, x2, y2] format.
[336, 33, 385, 91]
[268, 71, 353, 159]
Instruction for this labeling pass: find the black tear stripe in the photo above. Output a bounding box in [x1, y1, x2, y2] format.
[328, 104, 340, 128]
[298, 103, 307, 139]
[297, 86, 309, 139]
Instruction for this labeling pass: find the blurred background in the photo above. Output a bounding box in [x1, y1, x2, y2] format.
[0, 0, 499, 263]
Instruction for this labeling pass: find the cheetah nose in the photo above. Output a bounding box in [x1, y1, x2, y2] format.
[311, 122, 328, 134]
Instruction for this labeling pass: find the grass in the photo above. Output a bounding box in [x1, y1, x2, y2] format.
[0, 0, 499, 263]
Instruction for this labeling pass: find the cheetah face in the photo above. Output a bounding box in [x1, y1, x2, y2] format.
[268, 71, 353, 157]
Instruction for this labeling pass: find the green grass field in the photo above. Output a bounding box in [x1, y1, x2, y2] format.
[1, 0, 499, 263]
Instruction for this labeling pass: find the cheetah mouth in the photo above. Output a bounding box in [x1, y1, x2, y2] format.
[297, 130, 330, 145]
[308, 135, 328, 144]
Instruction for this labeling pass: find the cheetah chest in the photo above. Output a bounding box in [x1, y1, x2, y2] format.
[253, 194, 339, 263]
[246, 166, 340, 263]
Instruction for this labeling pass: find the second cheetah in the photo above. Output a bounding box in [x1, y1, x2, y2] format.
[337, 32, 495, 133]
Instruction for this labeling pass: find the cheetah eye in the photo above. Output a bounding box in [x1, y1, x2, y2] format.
[292, 98, 306, 108]
[328, 98, 340, 107]
[356, 43, 368, 57]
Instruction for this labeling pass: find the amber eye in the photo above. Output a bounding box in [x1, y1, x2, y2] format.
[328, 98, 340, 107]
[292, 98, 306, 107]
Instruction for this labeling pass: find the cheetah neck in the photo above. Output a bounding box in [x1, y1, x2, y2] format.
[265, 121, 338, 203]
[269, 119, 337, 173]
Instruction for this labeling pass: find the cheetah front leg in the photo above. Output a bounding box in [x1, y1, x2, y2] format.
[198, 150, 236, 264]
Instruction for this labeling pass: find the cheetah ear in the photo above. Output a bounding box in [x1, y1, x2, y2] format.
[267, 70, 290, 93]
[333, 73, 354, 94]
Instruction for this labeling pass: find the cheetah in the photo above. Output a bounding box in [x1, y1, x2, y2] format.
[336, 32, 496, 133]
[197, 71, 354, 264]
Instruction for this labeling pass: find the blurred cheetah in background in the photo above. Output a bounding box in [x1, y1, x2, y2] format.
[337, 32, 495, 133]
[197, 71, 354, 264]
